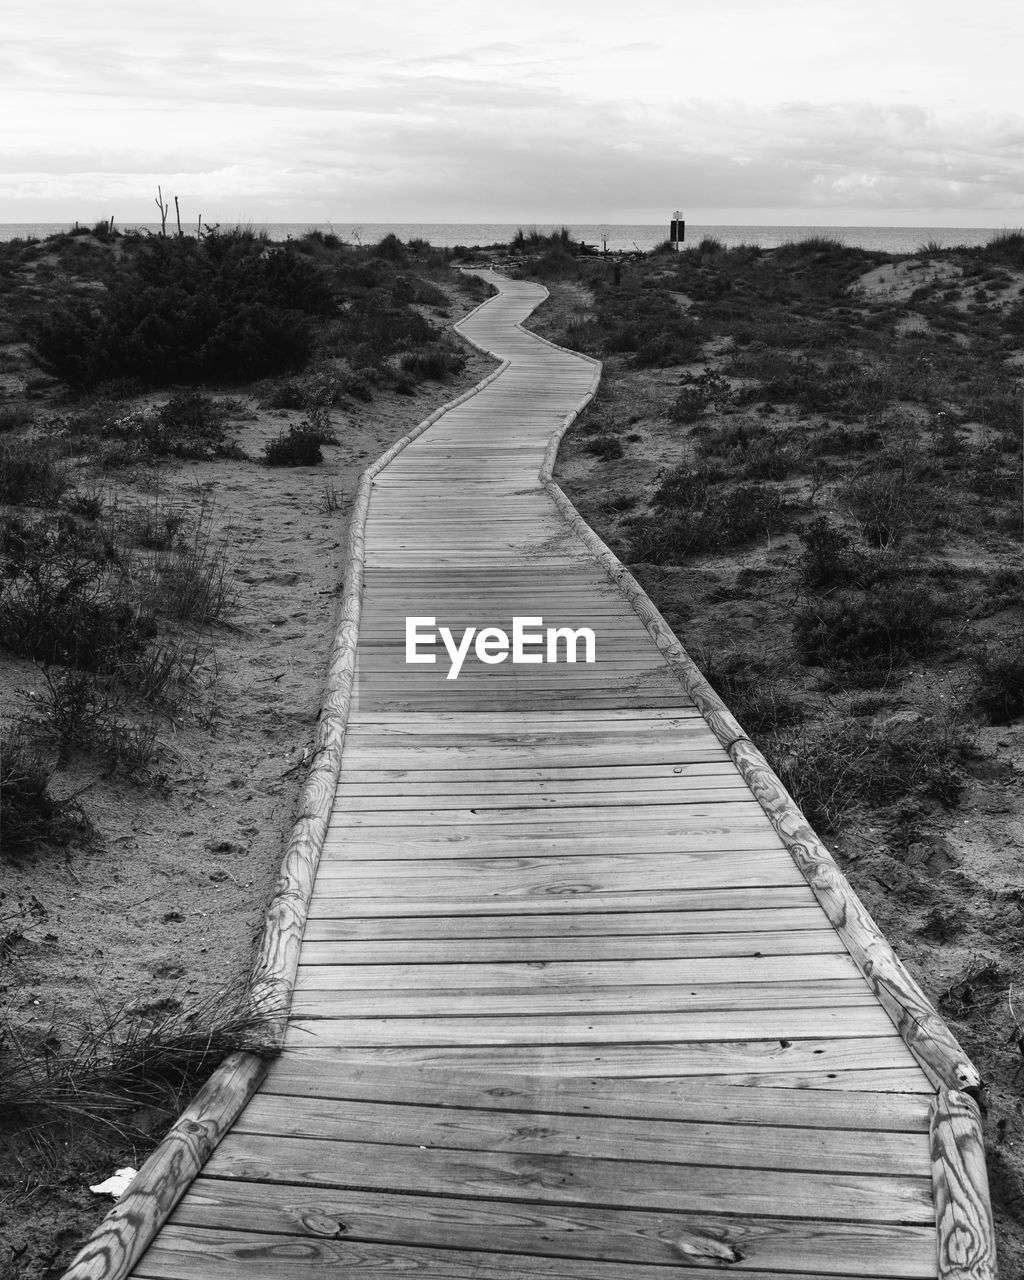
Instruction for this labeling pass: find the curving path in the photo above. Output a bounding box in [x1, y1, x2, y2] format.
[95, 274, 993, 1278]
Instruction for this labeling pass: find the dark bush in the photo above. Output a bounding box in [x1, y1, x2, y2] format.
[671, 368, 733, 422]
[0, 406, 34, 433]
[400, 342, 467, 381]
[630, 480, 785, 562]
[972, 644, 1024, 724]
[798, 515, 861, 588]
[844, 452, 939, 548]
[260, 380, 306, 409]
[695, 418, 795, 480]
[983, 228, 1024, 269]
[585, 435, 624, 460]
[375, 233, 407, 262]
[343, 295, 433, 367]
[145, 390, 233, 459]
[0, 437, 68, 506]
[652, 463, 721, 510]
[36, 668, 159, 775]
[0, 513, 155, 671]
[0, 727, 92, 861]
[771, 713, 968, 831]
[263, 408, 334, 467]
[32, 231, 336, 388]
[699, 650, 803, 735]
[793, 580, 946, 669]
[264, 426, 321, 466]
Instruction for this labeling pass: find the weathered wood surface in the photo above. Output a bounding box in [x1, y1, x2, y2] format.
[66, 270, 997, 1278]
[930, 1090, 998, 1279]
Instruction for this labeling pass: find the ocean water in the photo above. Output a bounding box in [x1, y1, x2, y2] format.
[0, 221, 1004, 255]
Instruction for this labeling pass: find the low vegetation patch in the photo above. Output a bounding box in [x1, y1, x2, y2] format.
[628, 463, 787, 562]
[0, 728, 94, 862]
[972, 643, 1024, 725]
[770, 711, 970, 831]
[263, 405, 338, 467]
[793, 580, 948, 674]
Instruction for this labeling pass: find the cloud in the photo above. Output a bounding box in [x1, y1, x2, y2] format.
[2, 1, 1022, 222]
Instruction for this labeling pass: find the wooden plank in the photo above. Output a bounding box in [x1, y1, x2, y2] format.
[201, 1132, 933, 1223]
[345, 708, 698, 725]
[168, 1181, 939, 1277]
[305, 885, 819, 918]
[332, 761, 747, 783]
[270, 1039, 926, 1083]
[292, 954, 863, 991]
[297, 928, 846, 963]
[301, 905, 828, 939]
[310, 851, 805, 894]
[332, 783, 752, 811]
[231, 1094, 930, 1175]
[290, 980, 876, 1018]
[333, 783, 751, 808]
[337, 742, 732, 769]
[283, 1005, 898, 1047]
[258, 1059, 933, 1130]
[136, 1226, 935, 1280]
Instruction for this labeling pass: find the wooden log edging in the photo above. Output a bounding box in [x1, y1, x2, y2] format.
[59, 331, 510, 1280]
[930, 1089, 999, 1279]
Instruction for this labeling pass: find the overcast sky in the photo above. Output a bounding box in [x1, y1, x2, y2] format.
[3, 0, 1021, 226]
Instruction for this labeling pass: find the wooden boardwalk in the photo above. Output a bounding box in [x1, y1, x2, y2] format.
[74, 274, 995, 1278]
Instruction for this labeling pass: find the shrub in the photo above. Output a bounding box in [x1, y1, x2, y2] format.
[260, 380, 306, 410]
[0, 437, 68, 506]
[671, 369, 733, 422]
[972, 567, 1024, 617]
[698, 650, 803, 735]
[984, 228, 1024, 269]
[375, 233, 406, 262]
[32, 230, 335, 388]
[595, 286, 701, 368]
[145, 390, 232, 460]
[793, 580, 946, 670]
[770, 712, 968, 831]
[967, 440, 1017, 498]
[510, 226, 574, 252]
[798, 515, 861, 588]
[141, 508, 234, 626]
[0, 727, 93, 861]
[400, 342, 467, 381]
[0, 406, 33, 433]
[0, 513, 155, 671]
[844, 453, 936, 548]
[344, 295, 434, 367]
[972, 644, 1024, 724]
[585, 435, 624, 460]
[264, 422, 324, 466]
[35, 668, 160, 776]
[630, 480, 785, 562]
[119, 497, 189, 551]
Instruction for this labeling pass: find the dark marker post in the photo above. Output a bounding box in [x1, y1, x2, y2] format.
[670, 210, 685, 250]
